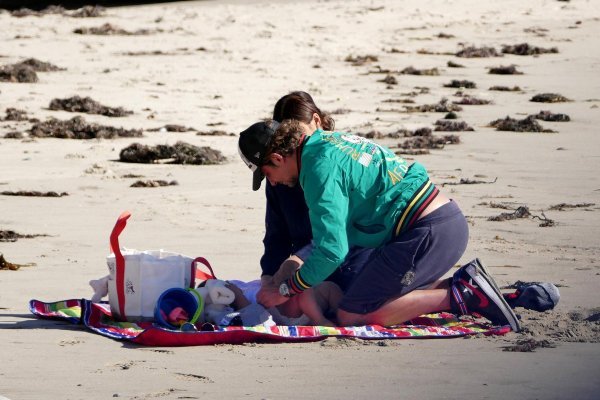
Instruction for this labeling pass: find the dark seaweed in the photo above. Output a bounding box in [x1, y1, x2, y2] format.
[404, 98, 463, 113]
[49, 96, 133, 117]
[130, 180, 179, 188]
[456, 46, 501, 58]
[532, 111, 570, 122]
[531, 93, 571, 103]
[489, 116, 555, 133]
[501, 43, 558, 56]
[488, 65, 523, 75]
[29, 116, 142, 139]
[444, 79, 476, 89]
[400, 66, 439, 76]
[489, 85, 522, 91]
[1, 191, 68, 197]
[119, 141, 226, 165]
[434, 120, 474, 131]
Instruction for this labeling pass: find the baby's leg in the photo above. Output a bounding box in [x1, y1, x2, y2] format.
[298, 282, 343, 326]
[312, 281, 343, 314]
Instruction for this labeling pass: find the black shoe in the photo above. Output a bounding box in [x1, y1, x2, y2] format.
[451, 259, 521, 332]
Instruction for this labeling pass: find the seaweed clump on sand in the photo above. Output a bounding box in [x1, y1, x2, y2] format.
[344, 54, 378, 66]
[488, 206, 555, 227]
[130, 180, 179, 188]
[489, 116, 555, 133]
[397, 130, 460, 152]
[49, 96, 133, 117]
[1, 191, 68, 197]
[456, 46, 501, 58]
[489, 85, 522, 92]
[443, 177, 497, 186]
[488, 65, 523, 75]
[501, 43, 558, 56]
[488, 206, 531, 221]
[532, 111, 570, 122]
[549, 203, 595, 211]
[358, 127, 432, 139]
[0, 253, 36, 270]
[400, 66, 439, 76]
[3, 108, 29, 121]
[404, 98, 463, 113]
[0, 58, 65, 83]
[530, 93, 571, 103]
[29, 116, 142, 139]
[69, 5, 105, 17]
[443, 79, 476, 89]
[0, 64, 38, 83]
[0, 230, 45, 242]
[434, 120, 474, 131]
[74, 23, 160, 36]
[447, 60, 465, 68]
[17, 58, 64, 72]
[10, 5, 105, 18]
[196, 130, 235, 136]
[453, 95, 492, 105]
[148, 125, 194, 132]
[3, 132, 24, 139]
[119, 142, 226, 165]
[378, 75, 398, 85]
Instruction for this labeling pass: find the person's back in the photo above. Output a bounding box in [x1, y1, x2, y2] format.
[301, 129, 431, 249]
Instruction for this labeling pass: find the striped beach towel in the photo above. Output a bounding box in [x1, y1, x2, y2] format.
[29, 298, 510, 346]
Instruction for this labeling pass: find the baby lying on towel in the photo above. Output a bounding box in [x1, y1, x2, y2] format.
[226, 279, 342, 327]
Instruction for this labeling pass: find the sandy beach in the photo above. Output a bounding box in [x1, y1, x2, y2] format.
[1, 0, 599, 398]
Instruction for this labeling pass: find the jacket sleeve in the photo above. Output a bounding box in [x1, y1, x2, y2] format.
[288, 162, 350, 292]
[259, 185, 293, 277]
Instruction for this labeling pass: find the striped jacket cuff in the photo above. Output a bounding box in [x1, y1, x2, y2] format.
[287, 269, 312, 295]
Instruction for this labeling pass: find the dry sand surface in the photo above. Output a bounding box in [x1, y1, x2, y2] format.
[1, 0, 600, 398]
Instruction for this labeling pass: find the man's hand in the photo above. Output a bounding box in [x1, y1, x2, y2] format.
[257, 280, 289, 308]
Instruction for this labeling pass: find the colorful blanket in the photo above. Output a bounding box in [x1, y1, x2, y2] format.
[29, 299, 509, 346]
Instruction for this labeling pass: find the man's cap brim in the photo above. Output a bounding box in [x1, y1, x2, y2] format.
[252, 168, 264, 191]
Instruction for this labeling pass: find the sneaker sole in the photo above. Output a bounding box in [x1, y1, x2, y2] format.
[473, 258, 502, 293]
[465, 262, 521, 332]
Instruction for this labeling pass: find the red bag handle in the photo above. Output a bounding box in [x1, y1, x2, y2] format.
[109, 211, 131, 321]
[193, 257, 216, 283]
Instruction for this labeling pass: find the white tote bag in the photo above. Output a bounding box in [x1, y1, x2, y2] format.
[107, 211, 200, 322]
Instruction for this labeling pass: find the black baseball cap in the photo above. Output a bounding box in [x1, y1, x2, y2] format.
[238, 120, 280, 191]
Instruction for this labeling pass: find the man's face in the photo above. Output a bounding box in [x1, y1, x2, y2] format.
[261, 153, 298, 188]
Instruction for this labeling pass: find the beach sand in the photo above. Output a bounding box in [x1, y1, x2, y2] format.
[1, 0, 599, 398]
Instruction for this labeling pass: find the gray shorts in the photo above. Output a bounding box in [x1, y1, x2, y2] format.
[339, 200, 469, 315]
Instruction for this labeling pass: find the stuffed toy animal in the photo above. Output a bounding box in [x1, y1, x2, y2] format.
[192, 279, 236, 325]
[89, 275, 109, 303]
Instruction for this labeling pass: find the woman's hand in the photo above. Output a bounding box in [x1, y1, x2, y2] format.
[273, 255, 302, 284]
[257, 280, 289, 308]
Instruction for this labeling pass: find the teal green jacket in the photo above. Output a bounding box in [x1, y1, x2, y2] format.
[291, 129, 430, 291]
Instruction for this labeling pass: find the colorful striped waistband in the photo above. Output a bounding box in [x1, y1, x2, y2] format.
[394, 179, 439, 236]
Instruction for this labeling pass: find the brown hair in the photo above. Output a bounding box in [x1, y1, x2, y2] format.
[265, 119, 304, 158]
[272, 91, 335, 130]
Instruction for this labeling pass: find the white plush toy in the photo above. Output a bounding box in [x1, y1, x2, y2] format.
[89, 275, 109, 303]
[192, 279, 236, 324]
